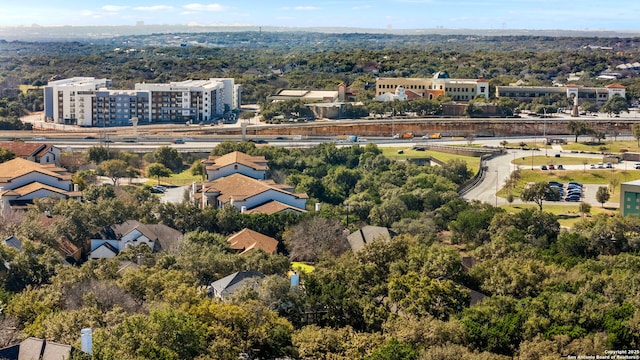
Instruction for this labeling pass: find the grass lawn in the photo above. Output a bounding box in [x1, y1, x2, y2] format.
[149, 169, 202, 186]
[498, 168, 632, 198]
[381, 147, 481, 173]
[562, 140, 640, 153]
[291, 262, 315, 273]
[500, 203, 617, 228]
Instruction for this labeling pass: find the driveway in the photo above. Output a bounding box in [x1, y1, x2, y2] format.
[161, 185, 189, 204]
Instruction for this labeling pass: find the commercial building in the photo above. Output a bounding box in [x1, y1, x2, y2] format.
[375, 71, 489, 102]
[495, 84, 625, 105]
[621, 180, 640, 216]
[44, 77, 241, 126]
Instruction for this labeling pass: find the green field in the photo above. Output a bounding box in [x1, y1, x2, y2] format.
[500, 203, 617, 228]
[381, 147, 481, 173]
[562, 140, 640, 153]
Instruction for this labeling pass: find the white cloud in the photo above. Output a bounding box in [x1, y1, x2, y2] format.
[183, 3, 229, 12]
[101, 5, 129, 12]
[134, 5, 174, 11]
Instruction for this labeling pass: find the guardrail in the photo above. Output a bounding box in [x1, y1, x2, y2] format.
[457, 151, 504, 196]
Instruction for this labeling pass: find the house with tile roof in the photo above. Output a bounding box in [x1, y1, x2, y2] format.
[0, 158, 81, 210]
[227, 228, 279, 255]
[202, 151, 269, 181]
[0, 141, 61, 165]
[192, 173, 308, 214]
[89, 220, 183, 259]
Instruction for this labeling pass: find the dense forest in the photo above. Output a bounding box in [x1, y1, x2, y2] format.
[0, 141, 639, 359]
[1, 32, 640, 115]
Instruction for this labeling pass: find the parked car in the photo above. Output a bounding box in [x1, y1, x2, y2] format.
[565, 195, 581, 202]
[568, 181, 583, 188]
[597, 162, 604, 169]
[606, 162, 613, 168]
[150, 185, 166, 194]
[590, 164, 596, 169]
[548, 164, 555, 170]
[549, 181, 563, 187]
[557, 164, 564, 170]
[635, 164, 640, 170]
[541, 165, 548, 170]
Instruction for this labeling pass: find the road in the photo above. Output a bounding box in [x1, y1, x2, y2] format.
[462, 145, 622, 208]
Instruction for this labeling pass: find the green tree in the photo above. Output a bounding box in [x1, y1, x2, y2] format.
[366, 338, 418, 360]
[144, 146, 183, 173]
[190, 159, 205, 180]
[595, 186, 610, 207]
[567, 120, 589, 143]
[579, 201, 591, 218]
[632, 123, 640, 147]
[86, 146, 117, 164]
[97, 159, 129, 186]
[600, 94, 628, 117]
[0, 148, 15, 163]
[521, 182, 551, 211]
[146, 163, 172, 185]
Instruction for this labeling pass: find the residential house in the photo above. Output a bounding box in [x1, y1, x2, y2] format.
[208, 270, 266, 300]
[0, 337, 77, 360]
[3, 235, 22, 251]
[0, 158, 81, 211]
[347, 225, 396, 252]
[193, 173, 308, 214]
[90, 220, 183, 259]
[202, 151, 268, 181]
[227, 228, 279, 255]
[0, 142, 61, 165]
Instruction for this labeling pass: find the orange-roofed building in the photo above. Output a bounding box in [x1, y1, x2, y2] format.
[0, 142, 61, 165]
[202, 151, 268, 180]
[227, 228, 278, 255]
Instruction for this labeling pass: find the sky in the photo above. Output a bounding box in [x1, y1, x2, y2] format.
[1, 0, 638, 31]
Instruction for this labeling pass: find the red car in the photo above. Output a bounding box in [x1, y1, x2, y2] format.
[548, 164, 555, 170]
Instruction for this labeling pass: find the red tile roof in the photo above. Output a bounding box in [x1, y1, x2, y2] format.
[0, 158, 72, 182]
[202, 173, 308, 203]
[244, 200, 307, 215]
[605, 83, 626, 89]
[0, 142, 47, 158]
[203, 151, 268, 172]
[227, 228, 278, 255]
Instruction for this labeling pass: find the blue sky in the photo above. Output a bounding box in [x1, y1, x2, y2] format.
[2, 0, 638, 31]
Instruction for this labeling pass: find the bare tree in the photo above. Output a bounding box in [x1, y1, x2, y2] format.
[283, 217, 349, 262]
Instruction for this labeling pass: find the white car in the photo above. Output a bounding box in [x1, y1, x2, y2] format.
[392, 134, 400, 139]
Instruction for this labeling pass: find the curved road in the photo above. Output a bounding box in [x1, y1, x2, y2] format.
[462, 143, 622, 208]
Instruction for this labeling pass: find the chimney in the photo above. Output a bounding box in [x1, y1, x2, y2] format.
[315, 203, 321, 212]
[80, 328, 93, 355]
[73, 183, 79, 192]
[240, 206, 246, 213]
[290, 271, 300, 287]
[191, 181, 196, 195]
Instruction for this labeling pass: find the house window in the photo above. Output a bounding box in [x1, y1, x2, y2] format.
[45, 156, 50, 162]
[480, 86, 486, 93]
[234, 165, 238, 170]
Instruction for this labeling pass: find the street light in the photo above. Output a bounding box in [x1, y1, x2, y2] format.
[495, 170, 499, 207]
[543, 107, 548, 157]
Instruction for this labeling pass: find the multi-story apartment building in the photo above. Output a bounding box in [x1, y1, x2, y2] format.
[44, 77, 241, 126]
[135, 79, 240, 123]
[44, 77, 111, 125]
[375, 71, 489, 101]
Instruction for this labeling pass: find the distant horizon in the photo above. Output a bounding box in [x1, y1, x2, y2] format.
[2, 1, 639, 32]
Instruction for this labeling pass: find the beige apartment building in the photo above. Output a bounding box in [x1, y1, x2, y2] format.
[375, 71, 489, 101]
